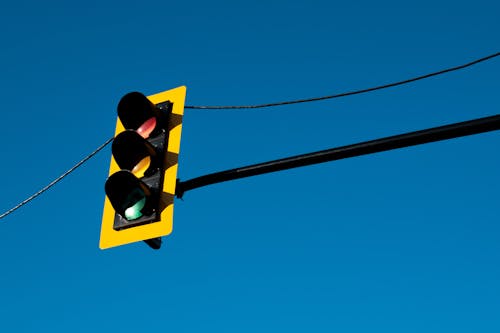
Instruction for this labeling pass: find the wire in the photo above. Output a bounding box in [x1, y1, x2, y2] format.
[185, 52, 500, 109]
[0, 137, 114, 220]
[1, 52, 498, 219]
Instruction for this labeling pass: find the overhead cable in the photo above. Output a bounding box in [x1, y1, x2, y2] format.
[185, 52, 500, 110]
[0, 137, 113, 219]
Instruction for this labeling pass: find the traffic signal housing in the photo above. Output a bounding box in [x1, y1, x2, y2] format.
[100, 86, 186, 250]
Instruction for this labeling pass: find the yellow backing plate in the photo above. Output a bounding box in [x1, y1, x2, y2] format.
[99, 86, 186, 249]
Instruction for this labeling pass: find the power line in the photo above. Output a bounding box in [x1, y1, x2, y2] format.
[1, 52, 498, 219]
[0, 137, 113, 220]
[185, 52, 500, 109]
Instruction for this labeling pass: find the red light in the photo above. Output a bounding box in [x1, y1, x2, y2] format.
[136, 117, 157, 138]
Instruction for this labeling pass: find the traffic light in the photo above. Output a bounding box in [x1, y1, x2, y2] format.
[100, 86, 186, 250]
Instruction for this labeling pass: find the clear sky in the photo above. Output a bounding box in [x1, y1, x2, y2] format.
[0, 1, 499, 332]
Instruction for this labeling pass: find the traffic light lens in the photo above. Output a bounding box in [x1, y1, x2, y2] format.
[123, 188, 147, 220]
[124, 197, 146, 220]
[137, 117, 157, 139]
[131, 156, 151, 178]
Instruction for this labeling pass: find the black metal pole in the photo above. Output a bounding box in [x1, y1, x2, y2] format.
[176, 114, 500, 198]
[144, 237, 162, 250]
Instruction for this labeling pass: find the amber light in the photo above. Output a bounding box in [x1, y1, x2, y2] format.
[131, 156, 151, 178]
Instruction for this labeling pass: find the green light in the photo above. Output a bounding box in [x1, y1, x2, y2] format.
[123, 188, 147, 220]
[124, 197, 146, 220]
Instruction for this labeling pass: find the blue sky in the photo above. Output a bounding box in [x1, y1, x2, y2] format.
[0, 0, 499, 332]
